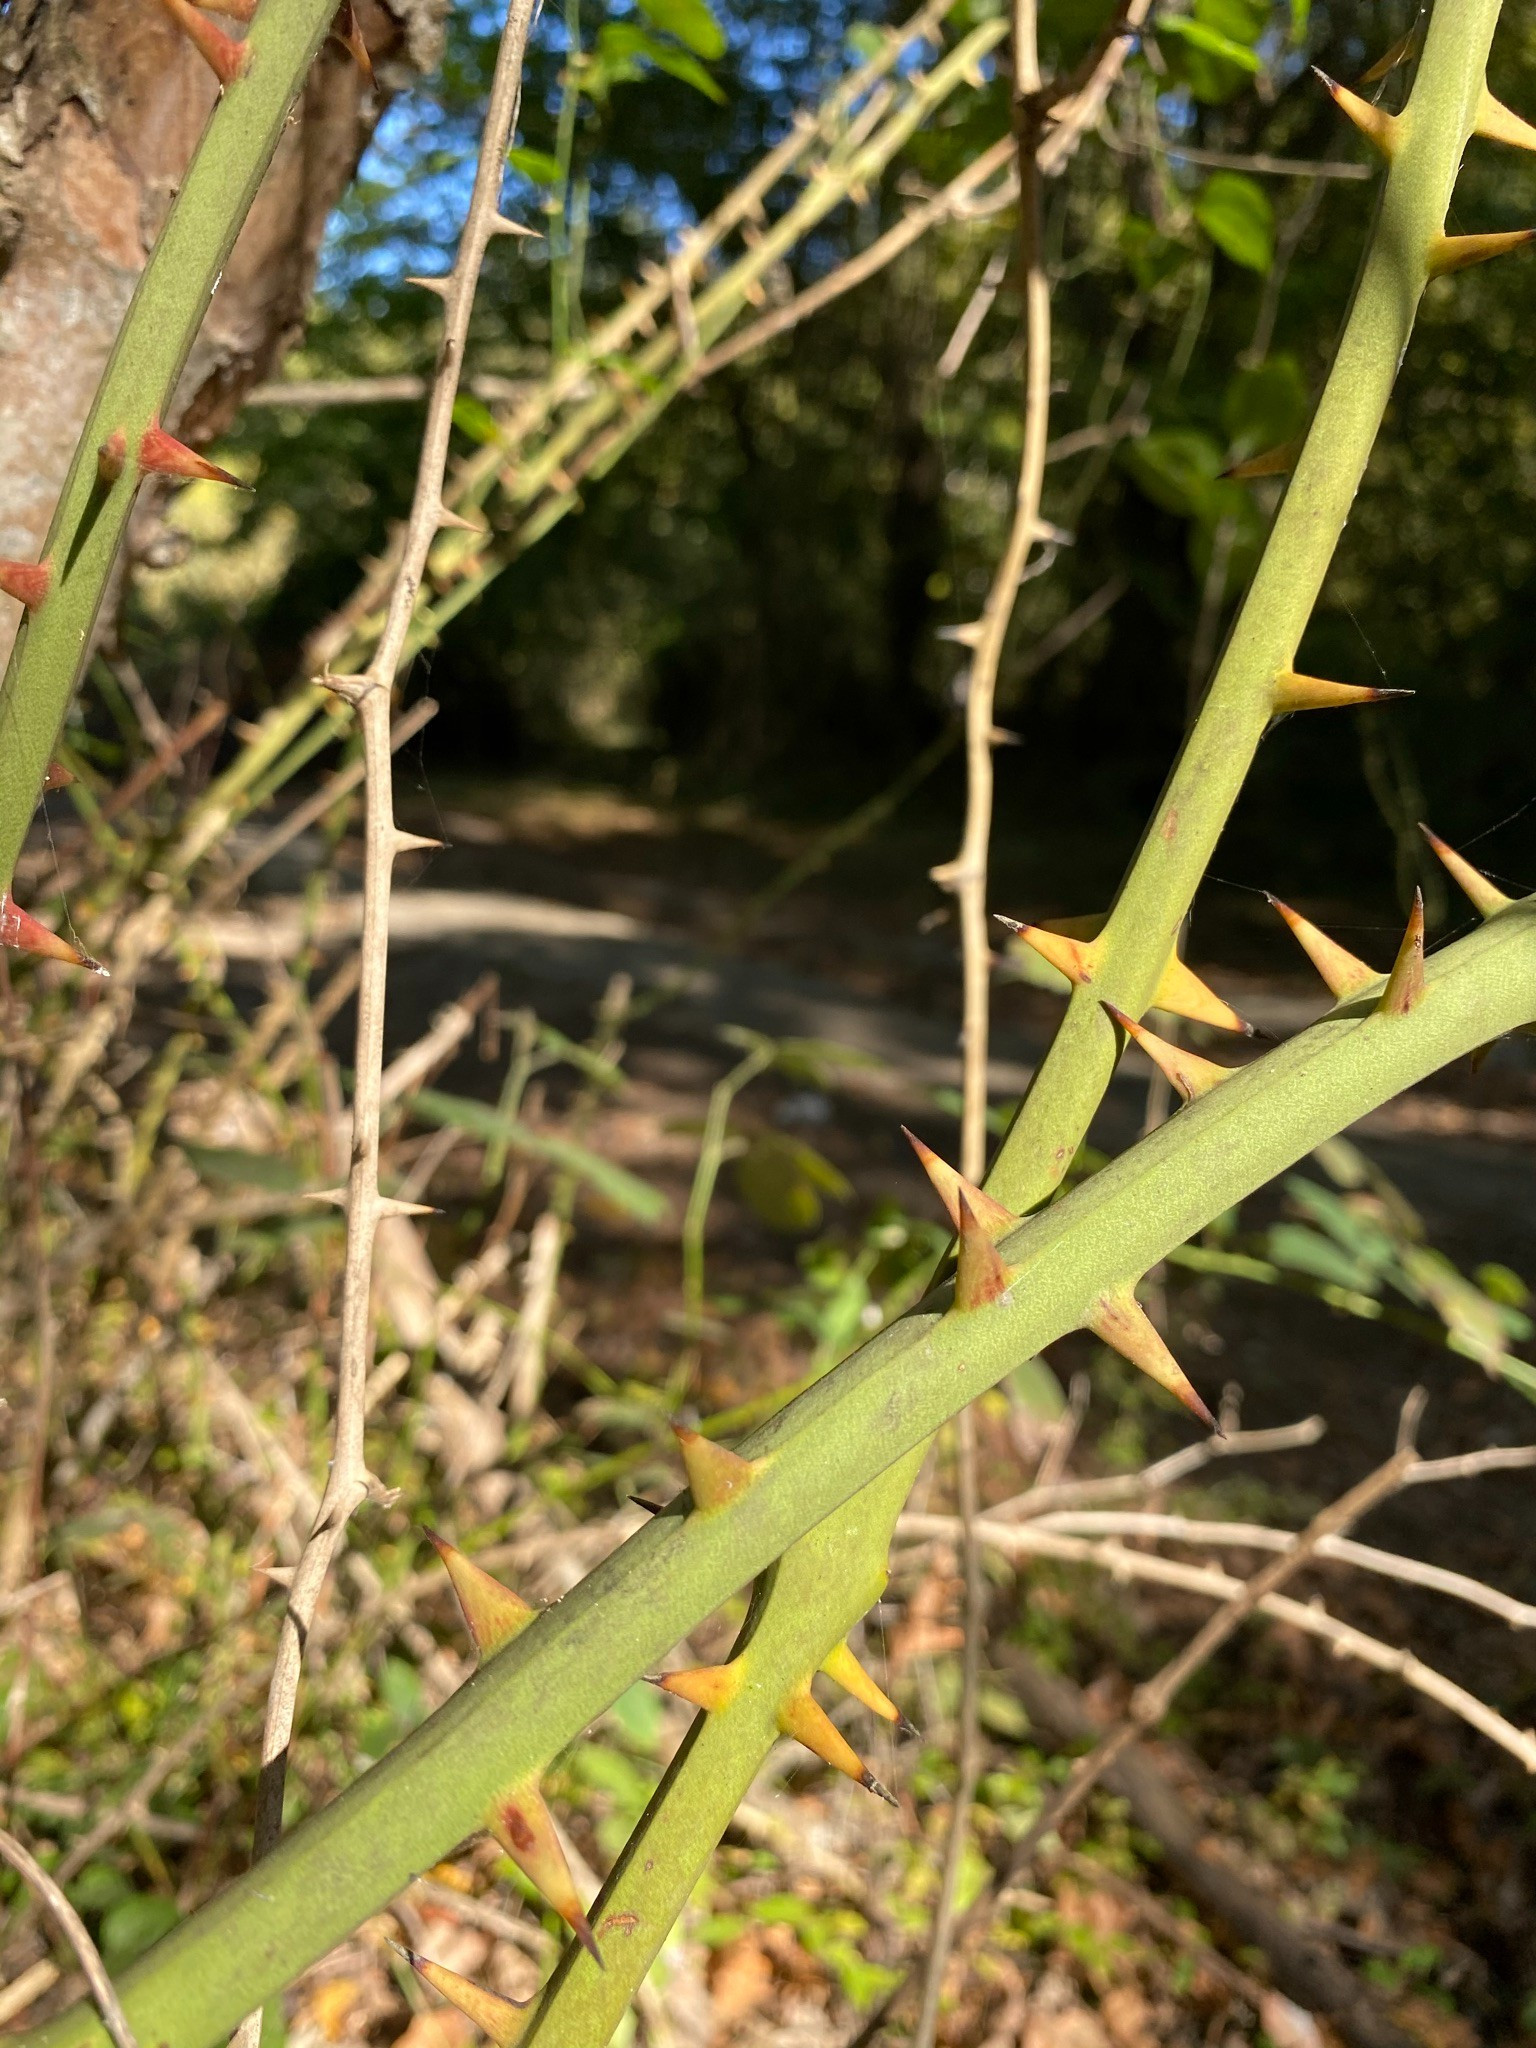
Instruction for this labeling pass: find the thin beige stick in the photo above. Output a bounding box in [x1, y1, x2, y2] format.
[496, 1206, 566, 1418]
[1026, 1509, 1536, 1629]
[992, 1391, 1428, 1880]
[230, 12, 540, 2047]
[0, 1160, 55, 1596]
[0, 1958, 60, 2029]
[0, 1827, 139, 2048]
[2, 1787, 199, 1847]
[895, 1518, 1536, 1772]
[54, 1719, 210, 1886]
[989, 1411, 1328, 1519]
[378, 971, 500, 1108]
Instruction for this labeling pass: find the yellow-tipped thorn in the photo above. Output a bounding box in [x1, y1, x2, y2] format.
[953, 1189, 1011, 1311]
[1151, 953, 1254, 1037]
[652, 1662, 744, 1714]
[900, 1127, 1018, 1239]
[391, 1945, 530, 2047]
[1356, 24, 1421, 84]
[777, 1683, 897, 1805]
[1313, 68, 1399, 155]
[1418, 823, 1513, 918]
[1476, 87, 1536, 153]
[994, 914, 1098, 986]
[1265, 896, 1377, 1001]
[1427, 230, 1536, 277]
[1102, 1004, 1233, 1103]
[1088, 1287, 1217, 1431]
[821, 1639, 914, 1735]
[1222, 438, 1301, 480]
[425, 1530, 536, 1657]
[1379, 890, 1426, 1016]
[672, 1426, 762, 1511]
[487, 1778, 600, 1964]
[1272, 669, 1412, 715]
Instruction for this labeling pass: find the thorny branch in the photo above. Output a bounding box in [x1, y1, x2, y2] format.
[229, 7, 541, 2046]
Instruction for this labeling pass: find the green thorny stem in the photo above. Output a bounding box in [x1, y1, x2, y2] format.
[984, 0, 1508, 1215]
[0, 0, 345, 893]
[26, 898, 1536, 2048]
[19, 3, 1530, 2045]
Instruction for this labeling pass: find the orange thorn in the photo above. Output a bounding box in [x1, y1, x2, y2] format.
[0, 559, 51, 610]
[392, 1945, 530, 2047]
[1265, 897, 1377, 1001]
[821, 1639, 915, 1736]
[158, 0, 249, 85]
[42, 762, 74, 792]
[1379, 890, 1426, 1016]
[487, 1778, 599, 1963]
[777, 1683, 897, 1804]
[0, 895, 106, 975]
[1417, 823, 1512, 919]
[900, 1127, 1018, 1239]
[1356, 24, 1420, 84]
[334, 0, 373, 83]
[652, 1662, 744, 1714]
[994, 914, 1098, 987]
[1222, 438, 1300, 480]
[1475, 87, 1536, 153]
[1271, 669, 1411, 715]
[425, 1530, 537, 1658]
[672, 1426, 762, 1510]
[138, 419, 248, 489]
[98, 430, 128, 487]
[194, 0, 257, 17]
[1102, 1004, 1233, 1103]
[1087, 1287, 1216, 1430]
[1313, 69, 1399, 156]
[1427, 230, 1536, 277]
[1150, 953, 1254, 1037]
[953, 1189, 1011, 1311]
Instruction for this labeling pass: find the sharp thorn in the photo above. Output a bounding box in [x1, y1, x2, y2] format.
[424, 1529, 537, 1657]
[1222, 438, 1300, 480]
[1102, 1003, 1233, 1102]
[158, 0, 250, 84]
[654, 1663, 743, 1712]
[1272, 669, 1411, 715]
[1427, 229, 1536, 277]
[0, 895, 106, 974]
[1088, 1287, 1216, 1430]
[900, 1127, 1018, 1238]
[777, 1684, 893, 1798]
[1265, 895, 1378, 1000]
[395, 1943, 531, 2044]
[139, 419, 248, 489]
[1378, 889, 1426, 1016]
[953, 1188, 1011, 1310]
[1313, 68, 1399, 155]
[821, 1639, 905, 1727]
[1417, 823, 1512, 918]
[406, 274, 453, 298]
[487, 1779, 600, 1965]
[0, 558, 51, 609]
[673, 1426, 762, 1511]
[1475, 86, 1536, 153]
[333, 0, 373, 83]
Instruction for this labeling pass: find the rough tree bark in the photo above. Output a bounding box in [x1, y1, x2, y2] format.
[0, 0, 447, 666]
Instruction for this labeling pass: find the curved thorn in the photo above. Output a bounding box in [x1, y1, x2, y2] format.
[673, 1426, 761, 1510]
[1271, 669, 1412, 715]
[900, 1127, 1018, 1239]
[0, 558, 51, 610]
[1475, 87, 1536, 153]
[1088, 1287, 1217, 1431]
[1313, 68, 1399, 155]
[391, 1944, 530, 2046]
[1417, 824, 1512, 918]
[777, 1683, 896, 1803]
[953, 1188, 1010, 1310]
[1427, 229, 1536, 277]
[1379, 890, 1426, 1016]
[1264, 896, 1377, 1000]
[1102, 1004, 1233, 1102]
[0, 895, 106, 974]
[424, 1529, 537, 1657]
[487, 1779, 600, 1964]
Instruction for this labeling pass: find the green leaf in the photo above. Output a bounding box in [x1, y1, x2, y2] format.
[1222, 354, 1309, 458]
[734, 1132, 851, 1233]
[1156, 14, 1262, 68]
[635, 0, 725, 60]
[1156, 13, 1259, 100]
[1194, 171, 1274, 271]
[180, 1143, 307, 1193]
[452, 394, 501, 444]
[506, 145, 564, 185]
[639, 39, 727, 100]
[1121, 427, 1225, 518]
[1119, 215, 1191, 294]
[1193, 0, 1267, 44]
[596, 22, 725, 99]
[409, 1086, 669, 1224]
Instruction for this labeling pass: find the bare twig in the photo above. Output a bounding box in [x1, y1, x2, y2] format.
[0, 1145, 54, 1597]
[230, 11, 540, 2047]
[0, 1828, 139, 2048]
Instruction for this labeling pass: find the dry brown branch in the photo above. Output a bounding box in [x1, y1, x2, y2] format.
[995, 1392, 1428, 1877]
[0, 1957, 60, 2029]
[230, 11, 540, 2046]
[989, 1411, 1328, 1519]
[1029, 1508, 1536, 1629]
[0, 1827, 139, 2048]
[0, 1154, 54, 1598]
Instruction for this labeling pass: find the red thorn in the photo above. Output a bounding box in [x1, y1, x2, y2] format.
[0, 896, 107, 975]
[138, 420, 248, 489]
[333, 0, 373, 82]
[0, 559, 51, 610]
[159, 0, 250, 84]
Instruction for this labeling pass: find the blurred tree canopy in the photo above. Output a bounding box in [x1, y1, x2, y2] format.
[128, 0, 1536, 904]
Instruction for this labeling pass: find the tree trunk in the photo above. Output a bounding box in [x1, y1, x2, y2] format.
[0, 0, 446, 667]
